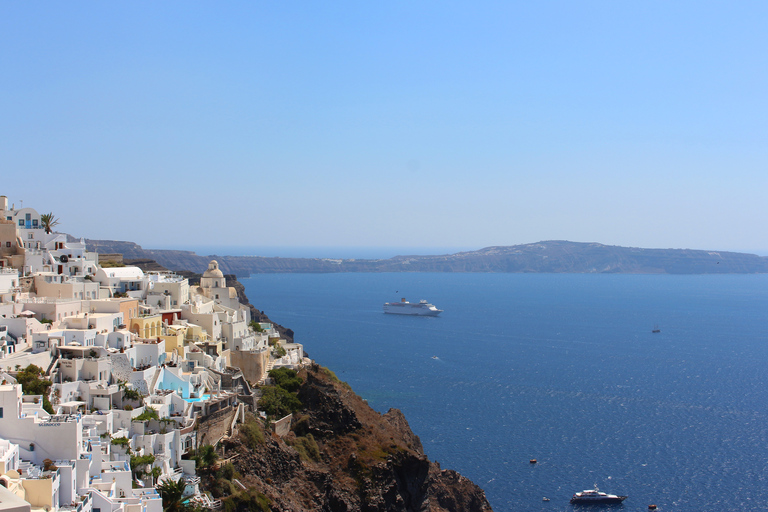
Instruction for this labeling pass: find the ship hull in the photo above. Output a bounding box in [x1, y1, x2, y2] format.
[570, 496, 627, 504]
[383, 308, 442, 316]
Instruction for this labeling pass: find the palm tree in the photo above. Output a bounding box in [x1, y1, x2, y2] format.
[157, 477, 187, 512]
[196, 444, 218, 472]
[150, 466, 162, 486]
[39, 213, 59, 234]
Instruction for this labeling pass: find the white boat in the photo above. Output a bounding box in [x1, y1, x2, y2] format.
[570, 485, 627, 504]
[383, 298, 443, 316]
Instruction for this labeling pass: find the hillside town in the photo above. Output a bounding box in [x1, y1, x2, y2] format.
[0, 195, 308, 512]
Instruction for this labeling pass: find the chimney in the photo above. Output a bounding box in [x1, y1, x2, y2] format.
[0, 196, 7, 212]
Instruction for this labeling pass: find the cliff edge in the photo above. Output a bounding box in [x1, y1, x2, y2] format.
[210, 365, 493, 512]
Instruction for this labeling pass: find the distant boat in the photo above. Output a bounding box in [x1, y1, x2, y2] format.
[652, 325, 661, 333]
[570, 485, 627, 504]
[383, 298, 443, 316]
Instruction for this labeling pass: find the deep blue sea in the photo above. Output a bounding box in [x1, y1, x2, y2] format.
[241, 273, 768, 512]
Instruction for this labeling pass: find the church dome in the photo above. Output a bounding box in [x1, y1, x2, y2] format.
[202, 260, 224, 279]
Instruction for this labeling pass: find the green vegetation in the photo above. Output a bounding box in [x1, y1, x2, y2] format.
[150, 466, 162, 485]
[271, 344, 286, 358]
[238, 414, 265, 449]
[39, 213, 60, 234]
[130, 453, 155, 480]
[268, 368, 302, 392]
[101, 260, 126, 268]
[288, 434, 320, 462]
[195, 444, 218, 471]
[222, 490, 271, 512]
[219, 462, 237, 480]
[122, 387, 141, 401]
[248, 321, 264, 333]
[111, 437, 130, 447]
[134, 408, 159, 421]
[321, 365, 351, 390]
[257, 386, 301, 419]
[16, 365, 53, 414]
[157, 477, 188, 512]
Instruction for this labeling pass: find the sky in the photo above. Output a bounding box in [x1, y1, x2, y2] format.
[2, 2, 767, 256]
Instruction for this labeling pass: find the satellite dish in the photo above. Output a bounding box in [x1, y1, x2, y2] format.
[60, 255, 69, 263]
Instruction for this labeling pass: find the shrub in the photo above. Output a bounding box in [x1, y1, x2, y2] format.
[290, 434, 320, 462]
[268, 368, 303, 393]
[195, 444, 218, 471]
[322, 366, 351, 390]
[257, 386, 302, 419]
[239, 415, 265, 449]
[134, 408, 159, 421]
[129, 454, 155, 478]
[210, 477, 234, 498]
[16, 364, 54, 414]
[122, 388, 141, 401]
[218, 462, 237, 481]
[222, 490, 271, 512]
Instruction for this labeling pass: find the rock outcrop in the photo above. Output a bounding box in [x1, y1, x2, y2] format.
[214, 365, 493, 512]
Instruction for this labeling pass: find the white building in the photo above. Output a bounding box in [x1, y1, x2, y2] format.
[0, 384, 83, 466]
[0, 269, 19, 303]
[92, 267, 148, 300]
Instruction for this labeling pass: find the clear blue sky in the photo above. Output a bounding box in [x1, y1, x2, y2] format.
[2, 2, 767, 255]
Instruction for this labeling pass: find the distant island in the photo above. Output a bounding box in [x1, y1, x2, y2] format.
[81, 239, 768, 277]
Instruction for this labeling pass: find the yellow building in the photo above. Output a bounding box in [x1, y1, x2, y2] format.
[159, 325, 186, 356]
[130, 314, 163, 339]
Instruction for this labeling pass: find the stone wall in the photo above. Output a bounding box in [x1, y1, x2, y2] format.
[110, 353, 132, 382]
[229, 349, 268, 384]
[270, 413, 292, 438]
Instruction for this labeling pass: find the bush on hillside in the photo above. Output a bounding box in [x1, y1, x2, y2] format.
[258, 386, 302, 419]
[268, 367, 303, 392]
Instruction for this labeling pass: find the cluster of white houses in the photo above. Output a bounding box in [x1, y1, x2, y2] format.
[0, 196, 307, 512]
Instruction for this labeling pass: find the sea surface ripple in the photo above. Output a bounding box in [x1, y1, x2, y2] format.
[242, 273, 768, 512]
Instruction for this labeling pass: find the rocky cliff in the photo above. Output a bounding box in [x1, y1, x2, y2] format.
[88, 239, 768, 277]
[213, 365, 493, 512]
[119, 256, 491, 510]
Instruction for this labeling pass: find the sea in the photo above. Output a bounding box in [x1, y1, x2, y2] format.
[240, 272, 768, 512]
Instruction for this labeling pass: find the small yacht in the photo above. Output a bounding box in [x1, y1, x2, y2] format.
[570, 486, 627, 504]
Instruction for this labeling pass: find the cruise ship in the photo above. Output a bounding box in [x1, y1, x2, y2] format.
[383, 298, 443, 316]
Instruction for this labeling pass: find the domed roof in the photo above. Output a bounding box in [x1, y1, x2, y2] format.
[202, 260, 224, 278]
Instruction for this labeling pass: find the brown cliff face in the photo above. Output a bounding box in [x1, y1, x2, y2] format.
[215, 366, 493, 512]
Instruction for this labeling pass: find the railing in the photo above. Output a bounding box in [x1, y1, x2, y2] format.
[22, 296, 80, 304]
[75, 492, 90, 512]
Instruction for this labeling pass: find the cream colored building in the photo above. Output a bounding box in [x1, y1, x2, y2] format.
[34, 273, 100, 301]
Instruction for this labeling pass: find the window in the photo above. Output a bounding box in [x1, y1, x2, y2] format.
[5, 242, 9, 247]
[18, 220, 23, 226]
[0, 407, 3, 418]
[28, 233, 33, 239]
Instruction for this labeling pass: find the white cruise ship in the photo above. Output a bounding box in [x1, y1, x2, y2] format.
[383, 298, 443, 316]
